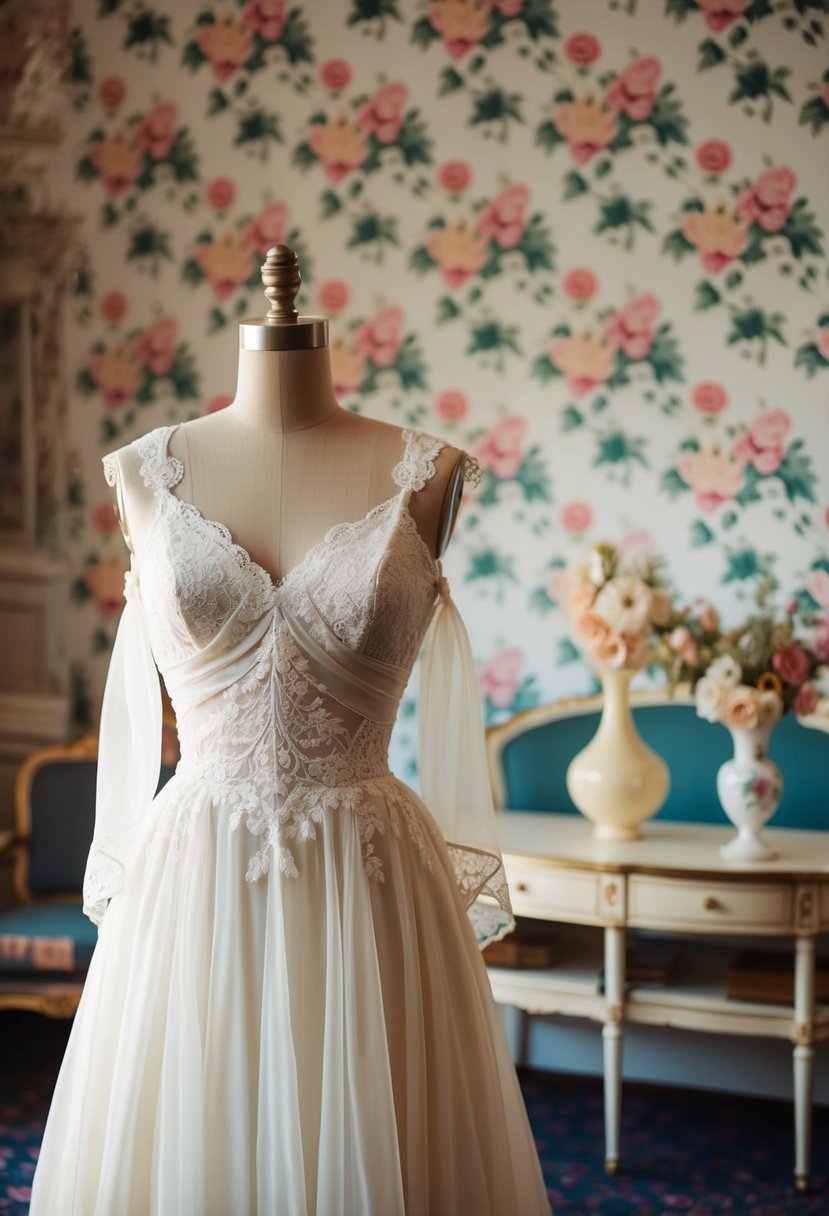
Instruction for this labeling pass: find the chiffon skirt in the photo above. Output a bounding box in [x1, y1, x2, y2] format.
[29, 772, 552, 1215]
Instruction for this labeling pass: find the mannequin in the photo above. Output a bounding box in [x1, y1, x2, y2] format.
[107, 245, 466, 577]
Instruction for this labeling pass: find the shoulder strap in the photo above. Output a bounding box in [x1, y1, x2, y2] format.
[391, 428, 445, 498]
[133, 424, 184, 494]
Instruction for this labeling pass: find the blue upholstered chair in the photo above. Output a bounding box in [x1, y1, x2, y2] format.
[0, 731, 175, 1018]
[486, 687, 829, 831]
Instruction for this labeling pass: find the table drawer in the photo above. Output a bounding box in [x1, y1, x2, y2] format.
[628, 875, 792, 934]
[505, 860, 605, 924]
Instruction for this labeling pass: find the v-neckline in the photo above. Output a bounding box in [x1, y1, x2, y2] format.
[154, 423, 439, 596]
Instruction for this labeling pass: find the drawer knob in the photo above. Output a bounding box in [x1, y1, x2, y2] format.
[704, 896, 721, 912]
[515, 880, 528, 893]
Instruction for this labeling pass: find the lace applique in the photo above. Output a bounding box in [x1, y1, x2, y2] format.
[102, 452, 119, 487]
[460, 451, 482, 488]
[392, 429, 445, 495]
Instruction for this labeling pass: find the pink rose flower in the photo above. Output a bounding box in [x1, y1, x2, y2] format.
[772, 641, 811, 686]
[813, 621, 829, 664]
[319, 58, 351, 90]
[472, 415, 527, 479]
[795, 682, 819, 716]
[437, 159, 472, 192]
[205, 393, 233, 414]
[205, 177, 237, 210]
[605, 56, 662, 121]
[563, 32, 601, 65]
[317, 279, 350, 312]
[242, 201, 288, 255]
[810, 570, 829, 612]
[736, 166, 797, 233]
[695, 139, 732, 174]
[560, 500, 593, 533]
[92, 501, 119, 532]
[476, 183, 531, 249]
[132, 316, 178, 376]
[692, 381, 728, 414]
[698, 0, 748, 32]
[604, 293, 660, 360]
[732, 409, 791, 475]
[478, 646, 525, 709]
[98, 75, 126, 109]
[100, 290, 128, 323]
[562, 267, 598, 301]
[358, 81, 407, 144]
[241, 0, 286, 41]
[489, 0, 524, 14]
[134, 101, 178, 161]
[435, 389, 469, 420]
[817, 326, 829, 362]
[354, 305, 404, 368]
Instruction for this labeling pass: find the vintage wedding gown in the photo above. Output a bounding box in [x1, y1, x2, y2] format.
[29, 422, 551, 1216]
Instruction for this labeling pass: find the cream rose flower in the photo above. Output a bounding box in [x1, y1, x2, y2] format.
[695, 675, 725, 723]
[708, 654, 742, 687]
[591, 630, 628, 669]
[593, 574, 652, 636]
[721, 685, 760, 731]
[758, 690, 783, 724]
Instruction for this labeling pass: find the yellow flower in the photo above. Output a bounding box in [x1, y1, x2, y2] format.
[548, 332, 614, 396]
[89, 133, 142, 196]
[758, 671, 783, 695]
[195, 234, 254, 300]
[426, 220, 488, 289]
[308, 117, 366, 183]
[88, 346, 142, 408]
[553, 97, 616, 163]
[682, 203, 748, 274]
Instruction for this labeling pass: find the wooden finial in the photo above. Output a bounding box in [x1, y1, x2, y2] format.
[261, 244, 300, 324]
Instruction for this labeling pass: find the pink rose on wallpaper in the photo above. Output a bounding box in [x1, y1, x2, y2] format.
[196, 17, 252, 82]
[242, 201, 288, 255]
[691, 381, 728, 414]
[773, 641, 811, 686]
[98, 75, 126, 109]
[476, 184, 530, 249]
[205, 393, 233, 414]
[317, 279, 350, 312]
[605, 56, 661, 121]
[678, 447, 743, 511]
[434, 389, 469, 420]
[553, 97, 616, 163]
[560, 501, 593, 533]
[134, 101, 178, 160]
[354, 306, 404, 368]
[548, 332, 614, 396]
[426, 220, 488, 288]
[736, 166, 797, 233]
[563, 32, 601, 65]
[205, 176, 237, 210]
[195, 234, 254, 299]
[485, 0, 524, 15]
[817, 326, 829, 361]
[477, 647, 525, 709]
[604, 293, 660, 360]
[695, 139, 732, 174]
[809, 570, 829, 612]
[241, 0, 286, 42]
[88, 347, 142, 409]
[795, 682, 819, 716]
[133, 316, 178, 376]
[697, 0, 748, 32]
[100, 291, 128, 323]
[813, 621, 829, 664]
[358, 82, 407, 144]
[84, 557, 129, 618]
[682, 204, 748, 273]
[473, 416, 527, 479]
[308, 117, 366, 182]
[319, 58, 352, 90]
[562, 267, 598, 300]
[92, 501, 119, 533]
[437, 159, 472, 192]
[732, 409, 791, 475]
[89, 133, 142, 196]
[329, 338, 365, 397]
[427, 0, 488, 59]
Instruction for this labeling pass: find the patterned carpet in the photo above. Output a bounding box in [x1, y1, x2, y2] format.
[1, 1009, 827, 1215]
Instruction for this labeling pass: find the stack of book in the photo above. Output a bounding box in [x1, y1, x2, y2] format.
[483, 920, 558, 968]
[727, 950, 829, 1006]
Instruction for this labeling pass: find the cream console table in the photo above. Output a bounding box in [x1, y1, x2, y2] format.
[487, 812, 829, 1191]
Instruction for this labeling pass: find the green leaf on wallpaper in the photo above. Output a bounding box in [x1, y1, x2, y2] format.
[728, 24, 749, 48]
[695, 281, 721, 310]
[469, 87, 525, 131]
[516, 446, 553, 502]
[207, 88, 228, 115]
[168, 347, 200, 401]
[662, 229, 694, 261]
[393, 334, 429, 390]
[735, 464, 762, 506]
[697, 39, 727, 70]
[645, 325, 684, 383]
[521, 0, 558, 40]
[409, 245, 436, 273]
[181, 40, 207, 71]
[207, 307, 227, 333]
[727, 307, 786, 355]
[76, 368, 96, 396]
[517, 215, 555, 271]
[320, 190, 342, 218]
[664, 0, 699, 23]
[235, 111, 282, 151]
[466, 549, 517, 583]
[660, 468, 687, 499]
[531, 354, 561, 383]
[690, 521, 714, 547]
[594, 431, 648, 469]
[395, 111, 433, 166]
[279, 10, 314, 64]
[556, 639, 580, 665]
[126, 224, 172, 266]
[76, 155, 97, 182]
[776, 440, 817, 504]
[292, 141, 316, 169]
[509, 676, 542, 717]
[528, 586, 556, 616]
[124, 9, 172, 59]
[348, 212, 399, 251]
[722, 547, 776, 584]
[436, 296, 461, 323]
[730, 62, 792, 108]
[535, 119, 565, 153]
[466, 321, 522, 356]
[181, 257, 204, 286]
[595, 195, 654, 246]
[561, 405, 583, 431]
[439, 67, 464, 95]
[721, 510, 738, 529]
[411, 16, 440, 48]
[98, 0, 121, 15]
[799, 95, 829, 136]
[794, 341, 829, 378]
[167, 130, 199, 183]
[648, 84, 689, 146]
[782, 199, 824, 259]
[347, 0, 403, 27]
[563, 170, 589, 199]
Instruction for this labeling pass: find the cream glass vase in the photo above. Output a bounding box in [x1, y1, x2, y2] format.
[716, 721, 781, 861]
[566, 667, 670, 840]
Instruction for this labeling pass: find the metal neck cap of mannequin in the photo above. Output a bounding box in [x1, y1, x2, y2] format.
[239, 244, 329, 351]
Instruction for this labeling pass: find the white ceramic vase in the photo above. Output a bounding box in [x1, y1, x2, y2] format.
[566, 667, 670, 841]
[716, 721, 782, 861]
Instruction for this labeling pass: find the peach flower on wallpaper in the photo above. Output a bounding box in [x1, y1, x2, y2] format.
[133, 317, 178, 376]
[242, 0, 286, 42]
[134, 101, 178, 160]
[682, 203, 748, 273]
[548, 332, 614, 396]
[308, 117, 367, 182]
[329, 338, 365, 396]
[427, 0, 488, 59]
[678, 446, 744, 512]
[358, 82, 408, 144]
[736, 167, 797, 234]
[696, 0, 748, 33]
[604, 294, 660, 360]
[242, 201, 288, 255]
[195, 234, 254, 299]
[477, 184, 530, 249]
[605, 56, 661, 122]
[196, 17, 252, 82]
[732, 409, 791, 475]
[89, 132, 142, 196]
[477, 646, 525, 709]
[354, 306, 404, 368]
[552, 97, 616, 164]
[426, 220, 488, 288]
[472, 416, 527, 479]
[88, 347, 142, 409]
[84, 557, 129, 617]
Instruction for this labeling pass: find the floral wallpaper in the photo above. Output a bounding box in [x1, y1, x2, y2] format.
[55, 0, 829, 778]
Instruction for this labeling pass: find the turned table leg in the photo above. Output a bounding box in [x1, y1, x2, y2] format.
[793, 935, 815, 1193]
[603, 925, 625, 1175]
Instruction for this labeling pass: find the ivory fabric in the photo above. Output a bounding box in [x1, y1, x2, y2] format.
[29, 423, 551, 1215]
